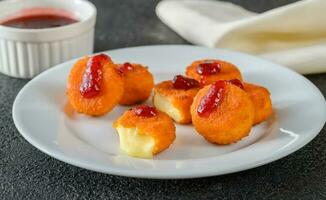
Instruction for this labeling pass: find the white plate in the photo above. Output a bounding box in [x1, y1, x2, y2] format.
[13, 45, 326, 179]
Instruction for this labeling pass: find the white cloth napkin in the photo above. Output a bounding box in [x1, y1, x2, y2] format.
[156, 0, 326, 74]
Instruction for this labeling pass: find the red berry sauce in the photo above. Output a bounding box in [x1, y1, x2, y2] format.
[196, 61, 221, 75]
[1, 14, 78, 29]
[80, 54, 110, 98]
[133, 105, 157, 118]
[172, 75, 199, 90]
[119, 62, 133, 73]
[197, 81, 226, 117]
[227, 79, 244, 89]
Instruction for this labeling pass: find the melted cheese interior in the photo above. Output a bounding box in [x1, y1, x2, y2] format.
[153, 92, 182, 122]
[116, 126, 155, 159]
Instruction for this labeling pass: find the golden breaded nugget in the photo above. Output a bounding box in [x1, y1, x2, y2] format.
[153, 75, 200, 124]
[191, 81, 254, 144]
[113, 105, 176, 158]
[244, 83, 273, 125]
[186, 59, 242, 86]
[118, 63, 154, 105]
[67, 54, 124, 116]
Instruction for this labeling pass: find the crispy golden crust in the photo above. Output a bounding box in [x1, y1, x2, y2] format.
[244, 83, 273, 125]
[153, 81, 200, 124]
[191, 83, 254, 144]
[118, 63, 154, 105]
[66, 57, 124, 116]
[185, 59, 243, 86]
[113, 109, 176, 154]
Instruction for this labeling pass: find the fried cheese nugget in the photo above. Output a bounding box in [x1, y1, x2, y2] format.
[67, 54, 124, 116]
[185, 59, 242, 86]
[117, 62, 154, 105]
[244, 83, 273, 125]
[191, 80, 254, 144]
[153, 75, 200, 124]
[113, 105, 176, 158]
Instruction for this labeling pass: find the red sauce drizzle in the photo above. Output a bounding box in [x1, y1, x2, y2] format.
[197, 81, 226, 117]
[172, 75, 199, 90]
[119, 62, 133, 73]
[196, 61, 221, 75]
[133, 105, 157, 118]
[227, 79, 244, 89]
[1, 14, 78, 29]
[80, 54, 110, 98]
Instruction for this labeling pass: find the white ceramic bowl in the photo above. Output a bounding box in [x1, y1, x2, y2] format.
[0, 0, 96, 78]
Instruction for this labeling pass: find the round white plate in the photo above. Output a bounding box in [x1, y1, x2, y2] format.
[13, 45, 326, 179]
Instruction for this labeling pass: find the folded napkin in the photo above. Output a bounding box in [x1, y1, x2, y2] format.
[156, 0, 326, 74]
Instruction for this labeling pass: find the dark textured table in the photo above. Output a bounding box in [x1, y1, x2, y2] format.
[1, 0, 325, 199]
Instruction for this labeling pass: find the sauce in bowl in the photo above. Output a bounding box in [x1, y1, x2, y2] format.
[1, 14, 78, 29]
[0, 8, 78, 29]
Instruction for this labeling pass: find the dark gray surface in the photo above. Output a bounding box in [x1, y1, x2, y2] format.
[1, 0, 325, 199]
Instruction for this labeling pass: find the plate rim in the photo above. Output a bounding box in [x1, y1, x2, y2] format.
[12, 44, 326, 179]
